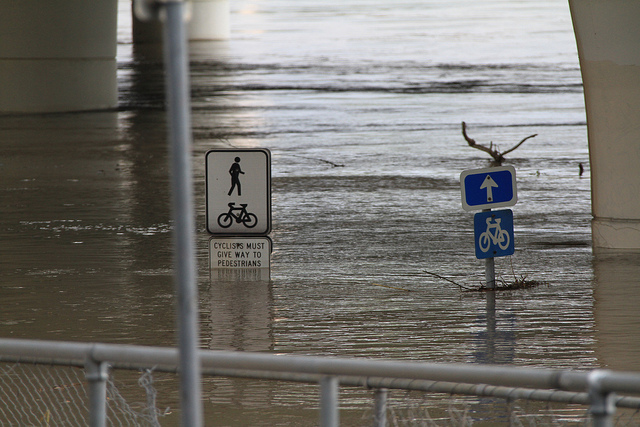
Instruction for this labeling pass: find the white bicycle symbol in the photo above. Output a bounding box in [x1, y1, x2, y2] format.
[478, 216, 510, 252]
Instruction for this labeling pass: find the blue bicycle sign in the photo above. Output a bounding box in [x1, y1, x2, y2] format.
[473, 209, 514, 259]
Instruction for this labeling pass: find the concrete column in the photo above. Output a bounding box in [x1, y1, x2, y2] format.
[0, 0, 117, 113]
[189, 0, 230, 40]
[133, 0, 230, 43]
[132, 2, 164, 45]
[569, 0, 640, 250]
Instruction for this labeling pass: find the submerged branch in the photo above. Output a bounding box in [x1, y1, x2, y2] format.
[291, 154, 344, 168]
[501, 133, 538, 157]
[423, 270, 473, 291]
[425, 269, 546, 292]
[461, 121, 537, 165]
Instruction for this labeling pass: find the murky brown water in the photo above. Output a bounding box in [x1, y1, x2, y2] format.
[1, 0, 639, 424]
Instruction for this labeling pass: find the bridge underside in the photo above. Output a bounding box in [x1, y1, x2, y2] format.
[1, 0, 638, 250]
[0, 0, 229, 114]
[0, 1, 118, 113]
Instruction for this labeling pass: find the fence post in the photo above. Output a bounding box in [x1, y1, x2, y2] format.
[320, 376, 339, 427]
[589, 370, 616, 427]
[373, 388, 388, 427]
[162, 1, 204, 426]
[85, 358, 109, 427]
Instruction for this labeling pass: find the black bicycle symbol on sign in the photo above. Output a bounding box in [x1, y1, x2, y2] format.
[217, 203, 258, 228]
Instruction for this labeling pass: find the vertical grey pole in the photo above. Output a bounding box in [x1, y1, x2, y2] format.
[320, 376, 339, 427]
[85, 358, 108, 427]
[162, 2, 203, 426]
[485, 257, 495, 289]
[373, 388, 387, 427]
[589, 370, 615, 427]
[483, 209, 495, 289]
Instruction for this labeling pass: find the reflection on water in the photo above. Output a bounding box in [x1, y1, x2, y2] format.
[593, 252, 640, 372]
[0, 111, 177, 345]
[1, 0, 640, 424]
[472, 293, 516, 365]
[205, 278, 273, 352]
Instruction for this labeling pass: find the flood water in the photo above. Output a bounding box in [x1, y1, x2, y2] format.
[1, 0, 640, 425]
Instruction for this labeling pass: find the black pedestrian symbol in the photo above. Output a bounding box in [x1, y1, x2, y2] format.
[227, 157, 244, 196]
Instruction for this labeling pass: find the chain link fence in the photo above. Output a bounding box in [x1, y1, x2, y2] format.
[0, 363, 169, 426]
[376, 390, 640, 426]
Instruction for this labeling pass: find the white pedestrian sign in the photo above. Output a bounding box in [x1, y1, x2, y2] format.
[206, 149, 271, 235]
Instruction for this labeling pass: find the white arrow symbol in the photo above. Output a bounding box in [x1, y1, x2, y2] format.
[480, 174, 498, 202]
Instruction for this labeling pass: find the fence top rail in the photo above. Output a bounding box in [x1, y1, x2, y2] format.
[0, 338, 638, 395]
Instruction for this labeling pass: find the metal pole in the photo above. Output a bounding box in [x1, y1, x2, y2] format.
[589, 370, 616, 427]
[85, 358, 108, 427]
[373, 388, 388, 427]
[485, 257, 495, 289]
[483, 208, 495, 289]
[162, 2, 203, 426]
[320, 376, 339, 427]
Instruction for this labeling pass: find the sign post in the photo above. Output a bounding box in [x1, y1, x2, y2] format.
[460, 166, 517, 289]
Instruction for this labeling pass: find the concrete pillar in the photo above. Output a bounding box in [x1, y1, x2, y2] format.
[189, 0, 230, 40]
[132, 0, 230, 43]
[132, 2, 164, 45]
[0, 0, 117, 113]
[569, 0, 640, 250]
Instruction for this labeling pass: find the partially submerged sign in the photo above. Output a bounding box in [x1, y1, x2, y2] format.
[209, 236, 272, 269]
[460, 166, 519, 287]
[206, 149, 271, 235]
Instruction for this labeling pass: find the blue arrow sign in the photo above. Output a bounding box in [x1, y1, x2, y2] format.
[474, 209, 515, 259]
[460, 166, 517, 211]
